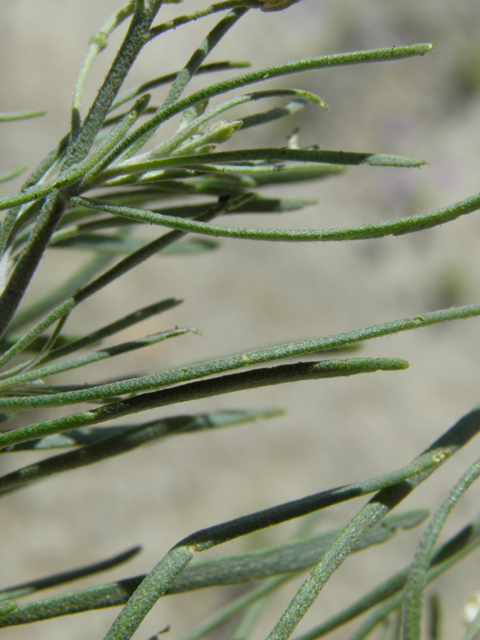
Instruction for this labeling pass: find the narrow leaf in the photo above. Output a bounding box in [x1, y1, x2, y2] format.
[0, 359, 408, 443]
[98, 147, 425, 183]
[106, 44, 434, 165]
[0, 410, 282, 495]
[110, 61, 252, 111]
[71, 187, 480, 244]
[0, 110, 45, 122]
[0, 167, 26, 184]
[0, 328, 194, 391]
[1, 409, 282, 451]
[41, 297, 182, 365]
[3, 508, 480, 629]
[103, 546, 193, 640]
[403, 454, 480, 640]
[8, 253, 113, 332]
[0, 547, 141, 602]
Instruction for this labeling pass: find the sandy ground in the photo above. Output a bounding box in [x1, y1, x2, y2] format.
[1, 1, 480, 639]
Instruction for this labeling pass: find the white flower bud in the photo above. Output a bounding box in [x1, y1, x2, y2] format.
[463, 591, 480, 625]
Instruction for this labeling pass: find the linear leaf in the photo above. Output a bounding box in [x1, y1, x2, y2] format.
[0, 547, 141, 602]
[148, 2, 250, 39]
[0, 95, 149, 211]
[70, 187, 480, 244]
[0, 167, 26, 184]
[1, 409, 282, 451]
[103, 545, 193, 640]
[264, 436, 460, 639]
[0, 193, 243, 370]
[179, 512, 426, 640]
[7, 253, 113, 332]
[98, 162, 342, 189]
[50, 195, 315, 246]
[110, 61, 252, 111]
[1, 303, 478, 420]
[49, 233, 219, 255]
[112, 6, 249, 169]
[0, 334, 82, 356]
[97, 147, 424, 184]
[183, 513, 322, 640]
[0, 110, 46, 122]
[120, 89, 326, 167]
[239, 96, 311, 130]
[0, 298, 182, 387]
[105, 44, 433, 164]
[0, 511, 428, 627]
[305, 510, 480, 640]
[402, 454, 480, 640]
[0, 410, 282, 494]
[0, 358, 407, 445]
[0, 328, 194, 391]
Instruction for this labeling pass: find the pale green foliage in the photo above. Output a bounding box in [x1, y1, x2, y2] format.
[0, 2, 480, 640]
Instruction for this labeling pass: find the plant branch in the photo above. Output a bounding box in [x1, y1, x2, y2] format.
[64, 0, 163, 167]
[0, 193, 67, 341]
[0, 194, 241, 370]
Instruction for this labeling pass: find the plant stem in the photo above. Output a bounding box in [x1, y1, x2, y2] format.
[0, 193, 66, 341]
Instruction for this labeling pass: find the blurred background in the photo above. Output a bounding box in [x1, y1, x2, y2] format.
[1, 1, 480, 638]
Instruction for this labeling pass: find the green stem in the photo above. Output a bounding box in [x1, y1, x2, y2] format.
[71, 1, 136, 137]
[0, 193, 66, 341]
[103, 546, 194, 640]
[402, 455, 480, 640]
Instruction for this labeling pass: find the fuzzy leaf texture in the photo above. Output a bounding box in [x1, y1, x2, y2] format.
[0, 3, 478, 640]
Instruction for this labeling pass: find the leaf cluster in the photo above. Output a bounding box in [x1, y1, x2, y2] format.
[1, 2, 480, 640]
